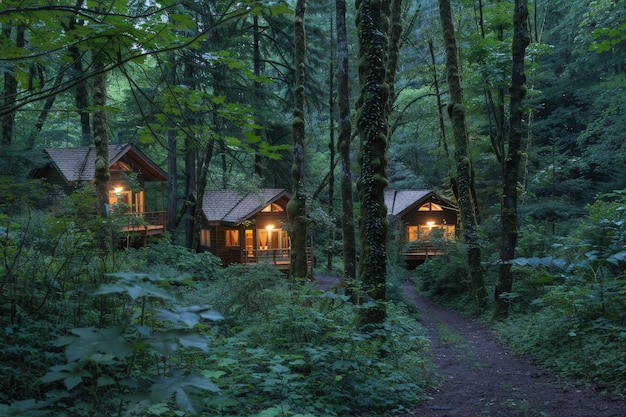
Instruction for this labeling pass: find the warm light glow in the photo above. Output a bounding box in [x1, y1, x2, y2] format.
[426, 221, 435, 228]
[114, 186, 123, 194]
[266, 224, 274, 230]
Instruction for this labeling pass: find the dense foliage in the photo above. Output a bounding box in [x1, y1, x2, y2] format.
[1, 0, 625, 412]
[0, 199, 431, 415]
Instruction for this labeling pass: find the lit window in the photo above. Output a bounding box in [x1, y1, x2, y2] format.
[225, 230, 239, 246]
[200, 229, 211, 247]
[406, 226, 418, 242]
[261, 203, 284, 212]
[418, 202, 443, 211]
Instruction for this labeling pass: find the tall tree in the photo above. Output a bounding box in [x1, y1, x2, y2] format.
[92, 55, 110, 243]
[355, 0, 392, 327]
[1, 22, 24, 145]
[493, 0, 530, 320]
[288, 0, 309, 279]
[438, 0, 487, 309]
[335, 0, 356, 286]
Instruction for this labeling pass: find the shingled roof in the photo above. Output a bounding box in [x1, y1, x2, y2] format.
[43, 143, 167, 185]
[200, 188, 290, 226]
[384, 189, 458, 216]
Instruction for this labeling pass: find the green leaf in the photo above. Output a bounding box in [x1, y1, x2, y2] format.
[65, 326, 133, 361]
[157, 305, 223, 328]
[95, 273, 178, 302]
[150, 370, 219, 414]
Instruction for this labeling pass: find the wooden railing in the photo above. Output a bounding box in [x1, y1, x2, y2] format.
[242, 248, 291, 265]
[120, 211, 166, 233]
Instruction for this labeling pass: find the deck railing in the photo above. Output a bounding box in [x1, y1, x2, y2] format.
[119, 211, 166, 232]
[242, 248, 291, 265]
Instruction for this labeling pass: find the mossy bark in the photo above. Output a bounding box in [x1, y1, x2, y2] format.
[93, 58, 110, 220]
[494, 0, 530, 320]
[355, 0, 391, 328]
[336, 0, 356, 284]
[438, 0, 487, 309]
[288, 0, 309, 279]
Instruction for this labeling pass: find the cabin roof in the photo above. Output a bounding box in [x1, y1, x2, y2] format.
[384, 189, 458, 216]
[42, 143, 167, 184]
[201, 188, 290, 225]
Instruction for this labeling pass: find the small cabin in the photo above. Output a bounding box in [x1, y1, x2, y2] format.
[30, 143, 167, 245]
[385, 189, 459, 266]
[198, 189, 293, 269]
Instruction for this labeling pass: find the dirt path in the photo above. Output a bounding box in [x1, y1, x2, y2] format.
[400, 283, 625, 417]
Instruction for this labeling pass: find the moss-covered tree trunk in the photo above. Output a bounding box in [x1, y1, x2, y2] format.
[288, 0, 309, 279]
[355, 0, 391, 328]
[1, 23, 24, 146]
[438, 0, 487, 310]
[336, 0, 356, 284]
[494, 0, 530, 320]
[93, 57, 110, 220]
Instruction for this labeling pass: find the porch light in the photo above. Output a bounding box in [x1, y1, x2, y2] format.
[114, 186, 123, 195]
[427, 221, 435, 228]
[266, 224, 274, 230]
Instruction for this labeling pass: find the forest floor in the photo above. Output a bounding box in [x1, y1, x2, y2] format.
[314, 275, 625, 417]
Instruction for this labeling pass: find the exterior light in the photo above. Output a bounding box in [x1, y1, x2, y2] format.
[266, 224, 274, 230]
[427, 221, 435, 228]
[114, 186, 123, 194]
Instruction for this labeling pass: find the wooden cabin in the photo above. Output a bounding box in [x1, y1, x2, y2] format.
[385, 190, 459, 265]
[30, 143, 167, 245]
[198, 189, 293, 269]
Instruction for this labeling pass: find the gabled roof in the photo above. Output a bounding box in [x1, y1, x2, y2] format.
[384, 189, 458, 216]
[201, 188, 290, 225]
[43, 143, 167, 184]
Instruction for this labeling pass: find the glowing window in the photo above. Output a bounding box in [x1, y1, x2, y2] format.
[418, 202, 443, 211]
[225, 230, 239, 246]
[261, 203, 284, 212]
[200, 229, 211, 247]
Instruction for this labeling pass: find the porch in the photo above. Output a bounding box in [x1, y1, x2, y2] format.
[120, 211, 166, 246]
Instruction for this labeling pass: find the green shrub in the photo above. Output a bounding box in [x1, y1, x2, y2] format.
[414, 242, 472, 309]
[188, 265, 432, 416]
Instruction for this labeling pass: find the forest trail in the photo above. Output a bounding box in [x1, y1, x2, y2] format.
[400, 283, 625, 417]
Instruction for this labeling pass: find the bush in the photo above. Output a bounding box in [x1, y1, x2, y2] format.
[414, 242, 473, 309]
[194, 266, 433, 417]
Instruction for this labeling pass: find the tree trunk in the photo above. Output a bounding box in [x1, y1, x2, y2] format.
[27, 71, 65, 150]
[192, 139, 215, 252]
[92, 57, 110, 220]
[165, 54, 178, 237]
[355, 0, 391, 328]
[327, 21, 335, 271]
[167, 129, 178, 236]
[386, 0, 402, 116]
[62, 2, 92, 145]
[336, 0, 356, 285]
[183, 58, 197, 249]
[438, 0, 487, 310]
[493, 0, 530, 320]
[288, 0, 309, 279]
[429, 38, 450, 159]
[1, 23, 24, 146]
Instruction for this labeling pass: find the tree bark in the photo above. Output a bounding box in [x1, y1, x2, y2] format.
[355, 0, 391, 328]
[327, 18, 335, 271]
[1, 23, 24, 146]
[438, 0, 487, 310]
[336, 0, 356, 286]
[92, 56, 110, 220]
[288, 0, 309, 279]
[493, 0, 530, 320]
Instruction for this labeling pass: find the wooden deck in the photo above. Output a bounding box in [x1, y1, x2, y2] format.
[403, 243, 449, 268]
[120, 211, 165, 246]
